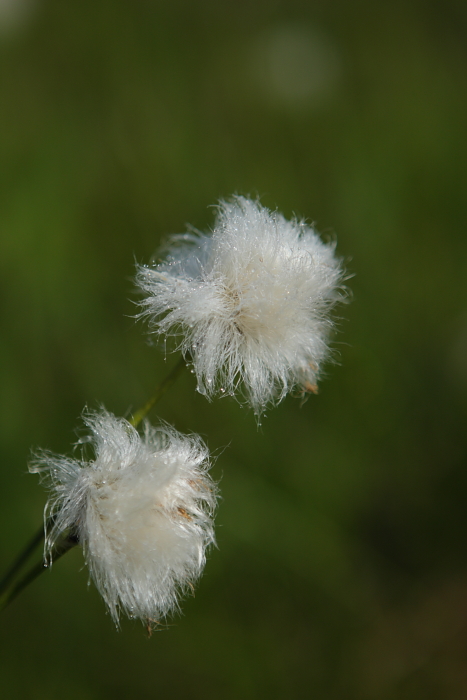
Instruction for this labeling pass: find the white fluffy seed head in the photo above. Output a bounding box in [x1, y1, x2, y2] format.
[29, 410, 217, 626]
[136, 196, 345, 414]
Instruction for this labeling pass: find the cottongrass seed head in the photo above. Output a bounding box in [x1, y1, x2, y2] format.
[137, 196, 345, 414]
[29, 409, 217, 626]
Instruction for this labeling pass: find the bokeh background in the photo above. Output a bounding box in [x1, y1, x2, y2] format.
[1, 0, 467, 698]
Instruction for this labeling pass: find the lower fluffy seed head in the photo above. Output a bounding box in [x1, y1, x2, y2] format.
[136, 196, 345, 414]
[30, 410, 217, 625]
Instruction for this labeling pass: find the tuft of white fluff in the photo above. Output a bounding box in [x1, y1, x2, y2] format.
[29, 410, 217, 626]
[136, 196, 344, 414]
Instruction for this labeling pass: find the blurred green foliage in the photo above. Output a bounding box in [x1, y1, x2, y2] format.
[1, 0, 467, 697]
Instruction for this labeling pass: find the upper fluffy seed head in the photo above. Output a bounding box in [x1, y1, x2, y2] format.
[30, 410, 217, 626]
[137, 196, 345, 414]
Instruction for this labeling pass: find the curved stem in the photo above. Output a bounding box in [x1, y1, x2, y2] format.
[130, 354, 187, 428]
[0, 525, 44, 596]
[0, 532, 78, 614]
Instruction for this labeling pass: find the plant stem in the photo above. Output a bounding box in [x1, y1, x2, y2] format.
[0, 532, 78, 614]
[130, 354, 187, 428]
[0, 525, 44, 596]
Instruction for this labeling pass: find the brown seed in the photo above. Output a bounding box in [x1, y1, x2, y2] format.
[303, 381, 319, 394]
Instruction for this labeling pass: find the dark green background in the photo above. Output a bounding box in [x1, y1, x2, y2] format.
[1, 1, 467, 698]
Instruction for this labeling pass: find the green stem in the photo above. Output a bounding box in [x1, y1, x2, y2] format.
[130, 354, 187, 428]
[0, 524, 45, 596]
[0, 531, 78, 614]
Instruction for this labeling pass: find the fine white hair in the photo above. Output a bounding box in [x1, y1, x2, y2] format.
[29, 410, 217, 626]
[136, 196, 344, 414]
